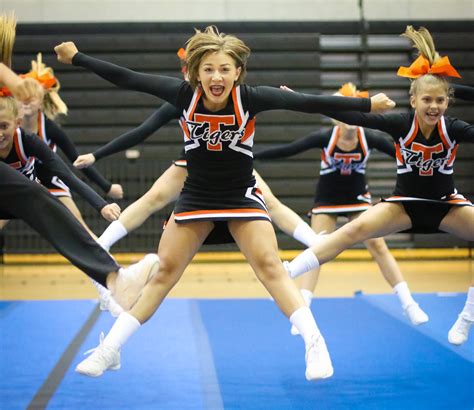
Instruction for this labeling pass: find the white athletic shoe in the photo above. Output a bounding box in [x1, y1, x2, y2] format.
[448, 313, 474, 345]
[305, 335, 334, 381]
[99, 290, 124, 318]
[113, 254, 160, 311]
[75, 333, 121, 377]
[290, 324, 300, 336]
[404, 303, 429, 325]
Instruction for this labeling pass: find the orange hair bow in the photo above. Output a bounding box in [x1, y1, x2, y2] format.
[0, 86, 12, 97]
[20, 71, 57, 90]
[338, 83, 369, 98]
[177, 48, 186, 61]
[397, 55, 461, 79]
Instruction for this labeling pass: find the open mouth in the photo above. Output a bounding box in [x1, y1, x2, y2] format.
[209, 85, 225, 97]
[426, 112, 439, 121]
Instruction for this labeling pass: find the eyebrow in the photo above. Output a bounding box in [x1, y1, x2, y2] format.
[202, 63, 232, 67]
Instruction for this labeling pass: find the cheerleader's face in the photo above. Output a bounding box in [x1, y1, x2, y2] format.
[198, 51, 241, 111]
[410, 83, 449, 128]
[0, 109, 19, 153]
[20, 94, 42, 118]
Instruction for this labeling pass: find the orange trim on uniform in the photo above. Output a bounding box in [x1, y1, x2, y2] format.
[13, 130, 27, 165]
[395, 143, 404, 164]
[241, 118, 255, 143]
[357, 128, 367, 157]
[446, 144, 458, 167]
[313, 203, 369, 210]
[175, 208, 269, 217]
[179, 118, 191, 141]
[327, 127, 339, 155]
[437, 120, 450, 150]
[188, 88, 202, 119]
[231, 87, 242, 127]
[405, 116, 419, 147]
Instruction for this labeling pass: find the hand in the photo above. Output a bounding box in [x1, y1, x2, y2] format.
[0, 65, 36, 103]
[370, 93, 396, 113]
[101, 203, 121, 221]
[107, 183, 124, 199]
[54, 41, 79, 64]
[74, 153, 95, 169]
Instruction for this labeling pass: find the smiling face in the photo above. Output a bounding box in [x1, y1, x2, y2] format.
[410, 76, 449, 131]
[197, 51, 241, 111]
[0, 107, 19, 155]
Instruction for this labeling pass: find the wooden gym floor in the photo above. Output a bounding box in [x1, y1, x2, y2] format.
[1, 249, 472, 300]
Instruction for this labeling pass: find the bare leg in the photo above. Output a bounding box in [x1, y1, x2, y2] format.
[299, 214, 337, 293]
[441, 206, 474, 344]
[120, 165, 187, 232]
[287, 202, 412, 279]
[229, 219, 333, 380]
[254, 170, 320, 247]
[128, 218, 212, 323]
[98, 165, 187, 251]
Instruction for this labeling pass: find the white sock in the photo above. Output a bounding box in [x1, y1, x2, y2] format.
[393, 281, 416, 309]
[97, 220, 128, 251]
[288, 249, 320, 279]
[293, 223, 320, 247]
[461, 287, 474, 319]
[289, 306, 321, 346]
[91, 279, 109, 298]
[103, 312, 141, 350]
[300, 288, 313, 307]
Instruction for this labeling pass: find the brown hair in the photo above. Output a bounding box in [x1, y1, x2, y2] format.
[185, 26, 250, 89]
[401, 26, 452, 97]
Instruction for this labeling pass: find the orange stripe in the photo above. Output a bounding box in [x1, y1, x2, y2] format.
[405, 116, 419, 146]
[231, 87, 242, 126]
[357, 128, 367, 157]
[188, 88, 202, 120]
[437, 120, 450, 150]
[327, 127, 339, 155]
[37, 111, 44, 140]
[179, 118, 191, 141]
[175, 208, 268, 217]
[13, 130, 26, 164]
[447, 144, 458, 166]
[241, 118, 255, 143]
[314, 203, 369, 210]
[395, 143, 404, 163]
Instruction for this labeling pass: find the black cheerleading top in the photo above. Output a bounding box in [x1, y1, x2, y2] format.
[2, 128, 108, 212]
[72, 52, 371, 193]
[322, 110, 473, 203]
[35, 112, 113, 193]
[93, 103, 181, 160]
[255, 126, 395, 202]
[452, 84, 474, 102]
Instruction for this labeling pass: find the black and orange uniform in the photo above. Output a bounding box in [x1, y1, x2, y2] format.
[90, 103, 185, 167]
[34, 111, 113, 196]
[323, 110, 473, 232]
[0, 162, 119, 286]
[255, 126, 395, 215]
[72, 52, 372, 239]
[2, 128, 108, 212]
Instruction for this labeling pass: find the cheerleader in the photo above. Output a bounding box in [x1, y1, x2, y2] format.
[285, 27, 474, 346]
[54, 27, 394, 379]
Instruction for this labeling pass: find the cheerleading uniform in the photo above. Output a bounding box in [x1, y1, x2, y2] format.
[322, 110, 473, 233]
[255, 126, 395, 216]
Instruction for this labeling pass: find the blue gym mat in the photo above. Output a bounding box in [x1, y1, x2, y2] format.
[0, 294, 472, 410]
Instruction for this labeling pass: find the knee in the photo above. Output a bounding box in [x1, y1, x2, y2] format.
[342, 219, 371, 243]
[148, 255, 180, 286]
[253, 252, 284, 281]
[365, 238, 388, 256]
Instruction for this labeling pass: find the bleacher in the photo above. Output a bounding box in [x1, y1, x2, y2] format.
[6, 21, 473, 253]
